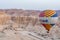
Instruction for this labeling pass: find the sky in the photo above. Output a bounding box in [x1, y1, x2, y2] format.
[0, 0, 60, 10]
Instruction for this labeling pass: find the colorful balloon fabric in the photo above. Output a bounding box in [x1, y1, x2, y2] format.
[39, 10, 58, 31]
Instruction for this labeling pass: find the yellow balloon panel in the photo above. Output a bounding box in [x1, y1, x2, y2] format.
[44, 10, 56, 17]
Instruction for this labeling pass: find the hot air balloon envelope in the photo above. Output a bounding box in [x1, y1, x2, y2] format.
[39, 10, 58, 31]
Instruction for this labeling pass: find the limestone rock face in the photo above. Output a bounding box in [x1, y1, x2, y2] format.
[0, 12, 11, 25]
[49, 25, 60, 40]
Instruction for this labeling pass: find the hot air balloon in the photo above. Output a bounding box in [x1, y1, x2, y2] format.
[39, 10, 58, 31]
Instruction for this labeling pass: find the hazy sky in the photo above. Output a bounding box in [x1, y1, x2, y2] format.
[0, 0, 60, 10]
